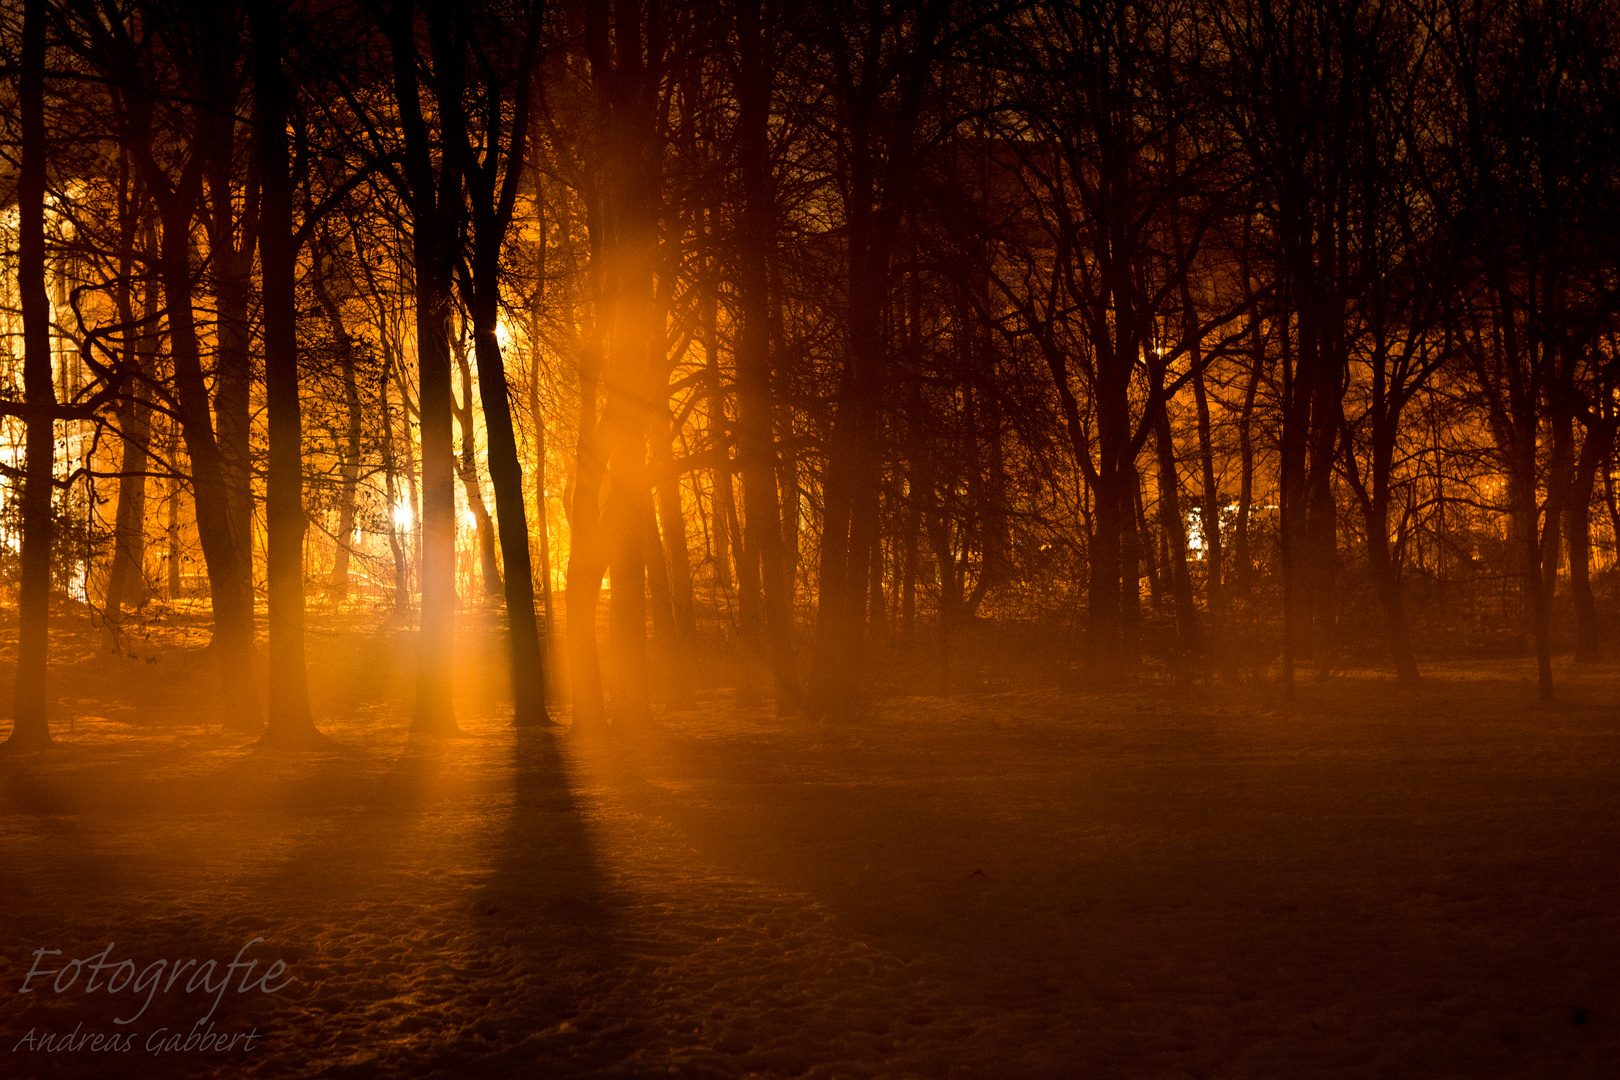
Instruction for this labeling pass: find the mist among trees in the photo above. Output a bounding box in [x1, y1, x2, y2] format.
[0, 0, 1615, 738]
[4, 3, 1620, 1076]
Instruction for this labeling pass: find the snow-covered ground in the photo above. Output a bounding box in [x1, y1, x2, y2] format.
[2, 615, 1617, 1078]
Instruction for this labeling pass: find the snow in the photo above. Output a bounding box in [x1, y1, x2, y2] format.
[2, 612, 1618, 1077]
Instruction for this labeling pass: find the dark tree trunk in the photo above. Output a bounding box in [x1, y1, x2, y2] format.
[868, 510, 889, 644]
[166, 423, 184, 599]
[577, 0, 661, 726]
[1232, 314, 1265, 597]
[603, 399, 651, 725]
[1141, 488, 1163, 612]
[70, 0, 259, 727]
[1343, 400, 1421, 685]
[807, 2, 945, 718]
[564, 404, 608, 724]
[183, 7, 259, 631]
[529, 353, 560, 695]
[1278, 287, 1312, 697]
[968, 382, 1009, 618]
[385, 0, 461, 735]
[736, 0, 799, 710]
[711, 470, 735, 592]
[1366, 502, 1420, 684]
[381, 360, 410, 615]
[1191, 363, 1223, 617]
[648, 394, 694, 707]
[774, 280, 801, 598]
[396, 358, 424, 608]
[157, 173, 261, 730]
[901, 479, 920, 646]
[1306, 344, 1342, 669]
[526, 169, 561, 695]
[210, 206, 257, 615]
[779, 428, 801, 600]
[536, 433, 558, 660]
[1087, 465, 1124, 674]
[1568, 417, 1614, 663]
[8, 0, 54, 750]
[312, 252, 364, 598]
[809, 219, 889, 716]
[564, 266, 608, 725]
[201, 11, 258, 616]
[1153, 393, 1200, 659]
[105, 213, 156, 628]
[453, 336, 504, 600]
[707, 341, 740, 605]
[651, 402, 697, 654]
[250, 0, 325, 748]
[105, 366, 153, 625]
[643, 503, 688, 706]
[1525, 401, 1573, 697]
[1119, 460, 1142, 672]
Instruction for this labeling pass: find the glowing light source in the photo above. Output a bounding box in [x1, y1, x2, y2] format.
[393, 500, 413, 529]
[464, 509, 478, 528]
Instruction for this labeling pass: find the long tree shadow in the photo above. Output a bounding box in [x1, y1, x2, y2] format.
[448, 724, 639, 1080]
[188, 720, 630, 1080]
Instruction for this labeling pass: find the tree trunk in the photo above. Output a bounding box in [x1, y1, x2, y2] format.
[1278, 296, 1311, 697]
[1366, 499, 1420, 684]
[1306, 360, 1341, 670]
[603, 393, 651, 724]
[167, 424, 183, 599]
[867, 513, 889, 644]
[1232, 322, 1264, 597]
[581, 0, 662, 726]
[529, 356, 560, 694]
[392, 349, 423, 605]
[381, 359, 410, 615]
[901, 478, 919, 647]
[385, 0, 461, 735]
[468, 304, 549, 723]
[565, 330, 609, 724]
[251, 0, 325, 747]
[1503, 404, 1553, 703]
[1190, 364, 1224, 615]
[213, 253, 256, 611]
[1344, 399, 1422, 685]
[651, 403, 697, 652]
[453, 336, 504, 600]
[1119, 460, 1142, 672]
[202, 15, 258, 615]
[313, 252, 364, 599]
[808, 245, 887, 716]
[89, 0, 260, 726]
[157, 179, 261, 731]
[735, 0, 800, 710]
[8, 0, 54, 750]
[105, 217, 156, 628]
[1568, 417, 1614, 663]
[643, 502, 689, 705]
[1153, 393, 1200, 659]
[1087, 464, 1123, 675]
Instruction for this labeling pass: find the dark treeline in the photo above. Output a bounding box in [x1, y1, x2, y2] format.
[1, 0, 1617, 748]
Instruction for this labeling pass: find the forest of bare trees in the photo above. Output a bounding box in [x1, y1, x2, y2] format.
[1, 0, 1616, 749]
